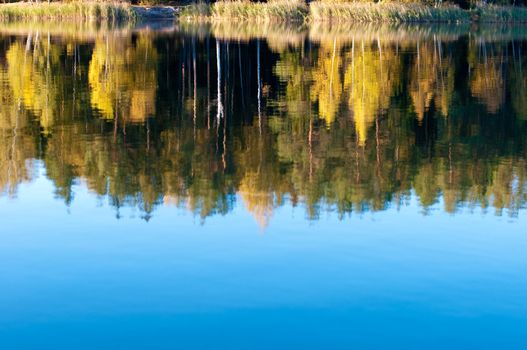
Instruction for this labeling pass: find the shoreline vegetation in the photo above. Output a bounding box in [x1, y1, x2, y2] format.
[0, 1, 136, 21]
[180, 1, 527, 23]
[0, 1, 525, 23]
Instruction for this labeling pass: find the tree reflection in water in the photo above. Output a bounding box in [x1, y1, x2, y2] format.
[0, 22, 526, 224]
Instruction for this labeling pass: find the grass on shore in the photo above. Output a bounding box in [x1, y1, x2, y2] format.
[0, 1, 135, 21]
[213, 0, 308, 22]
[179, 2, 211, 20]
[310, 2, 470, 23]
[181, 1, 469, 23]
[2, 1, 527, 24]
[180, 0, 308, 22]
[472, 4, 527, 22]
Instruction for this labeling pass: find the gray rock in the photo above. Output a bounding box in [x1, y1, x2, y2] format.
[133, 6, 177, 19]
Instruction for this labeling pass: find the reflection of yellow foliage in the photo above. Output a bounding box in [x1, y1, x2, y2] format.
[469, 43, 504, 114]
[6, 41, 63, 133]
[7, 43, 36, 110]
[409, 42, 454, 121]
[0, 69, 35, 196]
[410, 72, 434, 121]
[239, 171, 275, 229]
[276, 38, 402, 145]
[470, 63, 504, 114]
[0, 132, 35, 197]
[344, 40, 401, 145]
[88, 39, 122, 119]
[310, 39, 342, 126]
[130, 90, 156, 122]
[88, 35, 158, 123]
[1, 31, 527, 222]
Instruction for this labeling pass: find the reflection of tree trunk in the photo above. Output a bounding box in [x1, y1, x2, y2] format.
[449, 143, 453, 185]
[351, 37, 354, 103]
[181, 40, 187, 115]
[229, 44, 234, 118]
[34, 30, 40, 55]
[9, 98, 21, 194]
[238, 43, 245, 110]
[165, 42, 169, 90]
[193, 37, 197, 138]
[223, 101, 227, 171]
[25, 33, 32, 52]
[417, 39, 421, 91]
[187, 43, 192, 101]
[483, 41, 489, 87]
[512, 40, 518, 69]
[113, 103, 118, 142]
[440, 40, 447, 104]
[329, 37, 336, 103]
[123, 112, 126, 139]
[146, 119, 150, 152]
[46, 31, 50, 130]
[257, 40, 262, 134]
[225, 43, 229, 117]
[216, 40, 223, 124]
[105, 36, 109, 78]
[519, 44, 523, 83]
[362, 40, 365, 124]
[182, 42, 185, 113]
[376, 113, 380, 177]
[377, 36, 384, 96]
[309, 117, 313, 182]
[355, 126, 360, 184]
[207, 36, 210, 130]
[375, 24, 382, 170]
[222, 42, 227, 170]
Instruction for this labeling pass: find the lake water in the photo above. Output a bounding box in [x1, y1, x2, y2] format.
[1, 21, 527, 349]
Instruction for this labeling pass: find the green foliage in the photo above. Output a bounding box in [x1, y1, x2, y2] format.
[310, 1, 470, 22]
[472, 4, 527, 22]
[179, 1, 527, 24]
[0, 1, 136, 21]
[180, 2, 212, 20]
[1, 1, 527, 24]
[211, 0, 309, 22]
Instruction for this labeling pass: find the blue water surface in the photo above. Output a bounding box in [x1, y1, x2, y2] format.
[1, 166, 526, 349]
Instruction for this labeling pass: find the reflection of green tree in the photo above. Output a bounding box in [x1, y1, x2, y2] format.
[160, 128, 234, 219]
[89, 34, 158, 123]
[0, 33, 526, 222]
[510, 54, 527, 121]
[271, 37, 527, 218]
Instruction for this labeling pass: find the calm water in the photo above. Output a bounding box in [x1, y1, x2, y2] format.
[1, 21, 527, 348]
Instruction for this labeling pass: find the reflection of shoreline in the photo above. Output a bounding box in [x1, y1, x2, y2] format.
[0, 19, 176, 43]
[1, 21, 527, 45]
[179, 21, 527, 47]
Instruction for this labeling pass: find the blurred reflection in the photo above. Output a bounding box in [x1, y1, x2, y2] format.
[89, 33, 157, 123]
[0, 22, 526, 222]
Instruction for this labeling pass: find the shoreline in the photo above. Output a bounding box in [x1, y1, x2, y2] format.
[180, 2, 527, 24]
[0, 2, 526, 24]
[0, 2, 178, 22]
